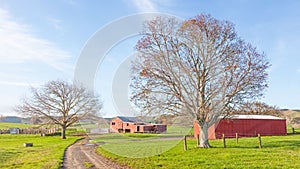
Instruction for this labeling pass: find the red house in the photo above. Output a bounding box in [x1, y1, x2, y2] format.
[110, 116, 167, 133]
[194, 115, 287, 139]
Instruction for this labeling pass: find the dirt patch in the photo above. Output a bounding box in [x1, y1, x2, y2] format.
[63, 138, 129, 169]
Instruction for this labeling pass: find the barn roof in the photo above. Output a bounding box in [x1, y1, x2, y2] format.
[116, 116, 140, 122]
[229, 115, 284, 120]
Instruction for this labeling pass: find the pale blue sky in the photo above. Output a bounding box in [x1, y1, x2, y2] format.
[0, 0, 300, 117]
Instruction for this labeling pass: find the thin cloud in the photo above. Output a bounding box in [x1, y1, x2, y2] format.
[0, 8, 71, 72]
[129, 0, 158, 12]
[64, 0, 77, 6]
[128, 0, 174, 14]
[48, 18, 63, 30]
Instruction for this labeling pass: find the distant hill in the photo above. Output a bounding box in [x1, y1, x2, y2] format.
[281, 110, 300, 128]
[0, 116, 30, 124]
[104, 117, 113, 122]
[281, 109, 300, 117]
[0, 116, 22, 123]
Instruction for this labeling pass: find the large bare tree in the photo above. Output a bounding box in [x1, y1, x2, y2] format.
[131, 14, 270, 147]
[16, 80, 102, 139]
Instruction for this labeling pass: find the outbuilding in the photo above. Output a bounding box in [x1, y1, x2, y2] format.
[194, 115, 287, 139]
[110, 116, 167, 133]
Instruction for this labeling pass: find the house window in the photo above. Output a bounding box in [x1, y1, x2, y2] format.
[112, 122, 115, 125]
[127, 123, 129, 126]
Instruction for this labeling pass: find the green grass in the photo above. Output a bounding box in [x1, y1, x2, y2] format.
[91, 133, 184, 158]
[0, 134, 81, 169]
[96, 134, 300, 168]
[124, 133, 161, 138]
[0, 122, 33, 129]
[286, 126, 300, 134]
[89, 125, 195, 158]
[91, 133, 158, 143]
[84, 161, 94, 168]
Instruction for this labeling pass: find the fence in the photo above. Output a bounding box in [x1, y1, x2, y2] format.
[0, 128, 58, 135]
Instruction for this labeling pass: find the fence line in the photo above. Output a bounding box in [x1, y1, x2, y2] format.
[0, 128, 58, 135]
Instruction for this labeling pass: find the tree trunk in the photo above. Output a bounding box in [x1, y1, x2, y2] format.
[61, 125, 67, 139]
[199, 123, 211, 148]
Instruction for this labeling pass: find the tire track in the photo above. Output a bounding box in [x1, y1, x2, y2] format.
[63, 138, 129, 169]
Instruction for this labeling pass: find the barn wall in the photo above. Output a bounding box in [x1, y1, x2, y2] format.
[193, 121, 216, 140]
[142, 125, 167, 133]
[110, 117, 123, 133]
[194, 121, 200, 138]
[215, 119, 286, 139]
[156, 124, 167, 133]
[194, 118, 287, 139]
[138, 125, 145, 132]
[208, 124, 216, 139]
[143, 125, 153, 132]
[122, 122, 136, 133]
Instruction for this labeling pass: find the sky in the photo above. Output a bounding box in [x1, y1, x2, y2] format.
[0, 0, 300, 117]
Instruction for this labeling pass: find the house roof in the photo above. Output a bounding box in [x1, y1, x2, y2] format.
[229, 115, 284, 120]
[116, 116, 140, 122]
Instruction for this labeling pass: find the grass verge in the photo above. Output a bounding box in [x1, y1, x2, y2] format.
[0, 134, 81, 169]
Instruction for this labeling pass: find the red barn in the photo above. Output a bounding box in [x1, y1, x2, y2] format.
[194, 115, 287, 139]
[110, 116, 167, 133]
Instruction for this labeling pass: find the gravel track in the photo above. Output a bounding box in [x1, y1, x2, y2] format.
[63, 138, 129, 169]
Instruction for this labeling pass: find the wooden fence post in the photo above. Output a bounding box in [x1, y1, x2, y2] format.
[183, 135, 187, 151]
[222, 134, 226, 148]
[236, 133, 238, 144]
[258, 133, 262, 148]
[292, 128, 295, 134]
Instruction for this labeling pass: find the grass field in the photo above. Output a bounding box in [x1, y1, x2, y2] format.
[0, 122, 33, 129]
[96, 134, 300, 168]
[0, 134, 81, 169]
[92, 133, 181, 158]
[91, 129, 193, 158]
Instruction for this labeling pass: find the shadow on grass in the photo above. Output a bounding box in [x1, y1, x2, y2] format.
[210, 135, 300, 149]
[262, 140, 300, 149]
[287, 132, 300, 135]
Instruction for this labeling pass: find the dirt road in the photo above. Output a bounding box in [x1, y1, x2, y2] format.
[63, 138, 129, 169]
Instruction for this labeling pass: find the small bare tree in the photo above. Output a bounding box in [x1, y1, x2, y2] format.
[131, 14, 270, 147]
[16, 80, 102, 139]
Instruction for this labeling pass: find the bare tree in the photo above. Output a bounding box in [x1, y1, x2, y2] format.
[131, 14, 270, 147]
[290, 117, 300, 128]
[16, 80, 102, 139]
[236, 101, 280, 116]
